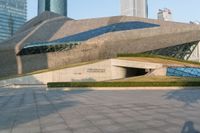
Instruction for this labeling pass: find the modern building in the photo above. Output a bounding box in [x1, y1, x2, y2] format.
[158, 8, 172, 21]
[120, 0, 148, 18]
[38, 0, 67, 16]
[0, 11, 200, 83]
[0, 0, 27, 43]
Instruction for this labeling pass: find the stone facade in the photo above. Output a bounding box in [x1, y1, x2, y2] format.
[1, 12, 200, 78]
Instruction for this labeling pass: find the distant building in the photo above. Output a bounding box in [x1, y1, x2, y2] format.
[120, 0, 148, 18]
[190, 21, 200, 25]
[38, 0, 67, 16]
[0, 0, 27, 43]
[157, 8, 172, 21]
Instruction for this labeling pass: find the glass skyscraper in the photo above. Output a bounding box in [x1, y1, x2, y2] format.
[121, 0, 148, 18]
[38, 0, 67, 16]
[0, 0, 27, 43]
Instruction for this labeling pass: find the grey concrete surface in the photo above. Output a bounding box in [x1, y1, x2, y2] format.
[0, 59, 166, 86]
[0, 86, 200, 133]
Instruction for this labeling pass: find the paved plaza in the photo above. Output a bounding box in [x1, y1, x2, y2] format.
[0, 86, 200, 133]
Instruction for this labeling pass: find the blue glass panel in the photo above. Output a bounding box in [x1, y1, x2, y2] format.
[167, 67, 200, 78]
[24, 21, 160, 49]
[53, 21, 159, 43]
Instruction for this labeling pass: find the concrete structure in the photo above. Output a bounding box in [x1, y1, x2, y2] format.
[189, 42, 200, 62]
[1, 11, 200, 80]
[1, 57, 200, 86]
[0, 0, 27, 43]
[189, 21, 200, 62]
[120, 0, 148, 18]
[0, 58, 167, 85]
[38, 0, 67, 16]
[158, 8, 172, 21]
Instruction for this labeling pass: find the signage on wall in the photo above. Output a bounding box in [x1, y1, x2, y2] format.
[74, 72, 82, 75]
[87, 68, 106, 73]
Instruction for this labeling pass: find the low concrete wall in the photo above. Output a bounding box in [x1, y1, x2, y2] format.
[0, 59, 165, 86]
[0, 60, 112, 86]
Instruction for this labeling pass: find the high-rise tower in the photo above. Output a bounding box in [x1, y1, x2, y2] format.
[38, 0, 67, 16]
[120, 0, 148, 18]
[0, 0, 27, 43]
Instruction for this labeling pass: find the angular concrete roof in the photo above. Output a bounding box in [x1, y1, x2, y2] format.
[16, 11, 73, 34]
[1, 13, 200, 77]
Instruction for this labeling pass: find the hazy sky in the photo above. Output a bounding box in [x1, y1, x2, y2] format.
[27, 0, 200, 23]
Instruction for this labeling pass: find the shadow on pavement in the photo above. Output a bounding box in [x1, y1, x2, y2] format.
[164, 88, 200, 106]
[181, 121, 200, 133]
[0, 87, 91, 131]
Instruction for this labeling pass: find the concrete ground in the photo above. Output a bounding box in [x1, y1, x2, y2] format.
[0, 86, 200, 133]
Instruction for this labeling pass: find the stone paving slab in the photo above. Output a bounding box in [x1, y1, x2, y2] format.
[0, 86, 200, 133]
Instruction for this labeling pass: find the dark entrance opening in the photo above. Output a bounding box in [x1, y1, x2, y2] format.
[125, 67, 148, 78]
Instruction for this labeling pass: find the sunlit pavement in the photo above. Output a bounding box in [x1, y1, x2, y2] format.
[0, 86, 200, 133]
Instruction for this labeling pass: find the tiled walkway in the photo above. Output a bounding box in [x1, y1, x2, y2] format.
[0, 86, 200, 133]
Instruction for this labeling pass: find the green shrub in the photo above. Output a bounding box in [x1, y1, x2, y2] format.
[48, 81, 200, 88]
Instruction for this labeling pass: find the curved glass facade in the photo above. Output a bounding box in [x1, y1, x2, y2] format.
[18, 21, 159, 55]
[0, 0, 26, 43]
[38, 0, 67, 16]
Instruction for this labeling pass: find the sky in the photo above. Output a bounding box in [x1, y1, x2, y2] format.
[27, 0, 200, 23]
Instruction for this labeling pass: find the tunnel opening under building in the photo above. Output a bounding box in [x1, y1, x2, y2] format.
[112, 66, 150, 79]
[124, 67, 148, 78]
